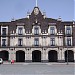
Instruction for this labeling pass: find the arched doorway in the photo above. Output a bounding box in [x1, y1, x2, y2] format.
[16, 50, 25, 62]
[0, 50, 9, 61]
[48, 50, 58, 62]
[32, 50, 41, 62]
[65, 50, 74, 62]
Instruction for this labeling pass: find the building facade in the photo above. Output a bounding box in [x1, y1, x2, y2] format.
[0, 7, 75, 62]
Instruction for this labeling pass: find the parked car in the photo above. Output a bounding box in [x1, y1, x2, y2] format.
[0, 58, 3, 64]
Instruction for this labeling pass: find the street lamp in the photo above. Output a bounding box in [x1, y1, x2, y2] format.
[60, 37, 62, 61]
[67, 47, 68, 65]
[67, 45, 68, 65]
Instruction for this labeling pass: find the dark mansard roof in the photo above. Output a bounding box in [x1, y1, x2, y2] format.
[0, 7, 73, 29]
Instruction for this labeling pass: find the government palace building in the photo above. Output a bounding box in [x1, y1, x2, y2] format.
[0, 6, 75, 63]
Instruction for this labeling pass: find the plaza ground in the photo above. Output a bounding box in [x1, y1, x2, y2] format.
[0, 62, 75, 75]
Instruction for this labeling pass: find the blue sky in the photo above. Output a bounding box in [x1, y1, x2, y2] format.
[0, 0, 74, 22]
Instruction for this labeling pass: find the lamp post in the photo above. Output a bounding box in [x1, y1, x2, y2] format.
[66, 37, 69, 65]
[60, 48, 62, 61]
[60, 37, 62, 61]
[67, 45, 68, 65]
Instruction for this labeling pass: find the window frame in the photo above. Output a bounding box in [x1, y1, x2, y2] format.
[2, 28, 6, 35]
[34, 27, 39, 35]
[18, 27, 23, 35]
[18, 38, 23, 46]
[2, 39, 6, 46]
[50, 38, 55, 46]
[34, 38, 39, 46]
[66, 26, 71, 35]
[50, 26, 55, 35]
[67, 38, 71, 46]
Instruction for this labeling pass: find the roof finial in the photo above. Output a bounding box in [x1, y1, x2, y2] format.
[36, 0, 37, 7]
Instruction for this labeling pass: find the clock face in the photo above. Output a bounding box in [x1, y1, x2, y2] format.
[34, 8, 39, 15]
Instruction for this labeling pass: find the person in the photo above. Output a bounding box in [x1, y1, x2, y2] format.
[11, 59, 14, 64]
[11, 59, 12, 64]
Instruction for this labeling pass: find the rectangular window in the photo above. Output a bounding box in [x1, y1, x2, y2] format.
[18, 38, 23, 46]
[67, 38, 71, 46]
[34, 38, 39, 46]
[2, 39, 6, 46]
[18, 27, 23, 35]
[66, 26, 71, 35]
[50, 38, 55, 46]
[34, 27, 39, 35]
[2, 28, 6, 35]
[50, 27, 55, 35]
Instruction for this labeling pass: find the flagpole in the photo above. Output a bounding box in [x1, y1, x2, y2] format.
[36, 0, 37, 7]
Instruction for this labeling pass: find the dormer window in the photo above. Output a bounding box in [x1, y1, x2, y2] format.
[50, 27, 55, 35]
[2, 28, 6, 35]
[18, 27, 23, 35]
[34, 27, 39, 35]
[66, 26, 71, 35]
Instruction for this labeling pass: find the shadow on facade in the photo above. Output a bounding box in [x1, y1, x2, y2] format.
[16, 50, 25, 62]
[65, 50, 74, 62]
[48, 50, 57, 62]
[32, 50, 41, 62]
[0, 50, 9, 61]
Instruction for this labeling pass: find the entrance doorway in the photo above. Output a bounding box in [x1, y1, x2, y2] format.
[48, 50, 57, 62]
[65, 50, 74, 62]
[0, 50, 9, 61]
[16, 50, 25, 62]
[32, 50, 41, 62]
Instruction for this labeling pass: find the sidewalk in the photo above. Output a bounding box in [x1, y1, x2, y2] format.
[3, 61, 75, 65]
[46, 62, 75, 65]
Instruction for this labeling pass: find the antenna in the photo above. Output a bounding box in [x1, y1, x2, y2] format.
[36, 0, 37, 7]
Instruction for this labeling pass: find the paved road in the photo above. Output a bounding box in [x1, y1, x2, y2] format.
[0, 63, 74, 75]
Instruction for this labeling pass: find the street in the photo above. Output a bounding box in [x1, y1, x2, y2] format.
[0, 63, 74, 75]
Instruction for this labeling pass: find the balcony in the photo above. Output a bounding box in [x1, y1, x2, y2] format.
[1, 44, 67, 48]
[2, 33, 6, 35]
[18, 33, 23, 35]
[65, 33, 72, 36]
[18, 45, 23, 46]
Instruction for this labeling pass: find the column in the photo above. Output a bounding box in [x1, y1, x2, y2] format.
[58, 49, 61, 61]
[25, 49, 32, 62]
[62, 50, 65, 62]
[58, 48, 65, 62]
[9, 49, 16, 61]
[42, 48, 48, 62]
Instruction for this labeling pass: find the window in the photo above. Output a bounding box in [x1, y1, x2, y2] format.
[34, 38, 39, 46]
[2, 28, 6, 35]
[66, 26, 71, 35]
[18, 27, 23, 35]
[50, 38, 55, 46]
[2, 39, 6, 46]
[34, 27, 39, 35]
[50, 27, 55, 35]
[67, 38, 71, 46]
[18, 38, 23, 46]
